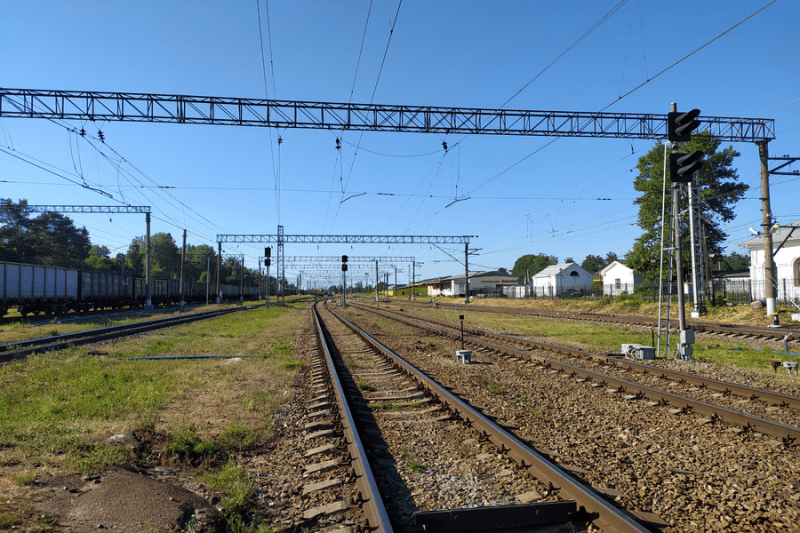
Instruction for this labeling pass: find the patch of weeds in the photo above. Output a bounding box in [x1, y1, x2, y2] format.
[529, 405, 547, 418]
[68, 442, 125, 473]
[427, 341, 436, 349]
[511, 396, 526, 405]
[271, 342, 293, 359]
[220, 422, 255, 449]
[30, 515, 58, 533]
[368, 402, 400, 410]
[346, 361, 369, 369]
[408, 401, 426, 408]
[281, 360, 302, 370]
[490, 385, 503, 395]
[357, 381, 376, 392]
[479, 377, 491, 384]
[10, 470, 36, 485]
[201, 462, 254, 522]
[169, 427, 220, 460]
[407, 457, 427, 473]
[47, 329, 59, 337]
[398, 445, 410, 453]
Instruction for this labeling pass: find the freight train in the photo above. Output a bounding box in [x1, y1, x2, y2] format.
[0, 261, 259, 317]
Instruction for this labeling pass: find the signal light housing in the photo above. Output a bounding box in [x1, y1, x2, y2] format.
[265, 247, 271, 258]
[667, 109, 701, 142]
[342, 264, 348, 272]
[342, 255, 348, 263]
[670, 151, 705, 182]
[265, 258, 271, 267]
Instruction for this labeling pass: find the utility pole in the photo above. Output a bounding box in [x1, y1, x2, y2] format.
[145, 212, 152, 311]
[394, 266, 397, 300]
[701, 223, 715, 306]
[179, 229, 186, 307]
[375, 260, 379, 302]
[758, 140, 777, 316]
[240, 256, 244, 303]
[216, 242, 221, 304]
[673, 182, 691, 359]
[205, 256, 210, 305]
[464, 243, 470, 304]
[411, 261, 415, 301]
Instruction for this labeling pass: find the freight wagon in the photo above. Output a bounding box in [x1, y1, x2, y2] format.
[0, 261, 260, 317]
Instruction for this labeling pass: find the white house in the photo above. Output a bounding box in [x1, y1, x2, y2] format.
[738, 222, 800, 302]
[599, 261, 643, 296]
[532, 263, 594, 296]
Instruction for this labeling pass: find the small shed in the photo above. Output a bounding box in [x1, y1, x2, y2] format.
[739, 222, 800, 301]
[532, 263, 594, 296]
[599, 261, 643, 296]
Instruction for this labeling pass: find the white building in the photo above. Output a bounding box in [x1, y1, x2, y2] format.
[426, 271, 518, 297]
[532, 263, 594, 296]
[738, 223, 800, 302]
[599, 261, 643, 296]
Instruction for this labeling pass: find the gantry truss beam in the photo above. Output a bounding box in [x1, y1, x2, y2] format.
[26, 205, 151, 213]
[0, 89, 774, 142]
[282, 256, 415, 263]
[296, 270, 393, 275]
[219, 234, 472, 244]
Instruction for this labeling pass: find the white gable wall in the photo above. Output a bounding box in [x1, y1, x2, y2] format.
[600, 261, 643, 295]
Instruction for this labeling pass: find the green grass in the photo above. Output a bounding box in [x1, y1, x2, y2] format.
[357, 381, 377, 392]
[407, 457, 427, 473]
[9, 470, 36, 485]
[201, 462, 259, 531]
[0, 303, 307, 473]
[408, 401, 426, 408]
[490, 385, 503, 394]
[168, 427, 220, 460]
[368, 402, 400, 410]
[414, 306, 800, 386]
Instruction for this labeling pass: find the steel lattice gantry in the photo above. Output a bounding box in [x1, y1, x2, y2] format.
[283, 256, 415, 263]
[0, 89, 775, 142]
[26, 205, 155, 309]
[218, 235, 472, 244]
[26, 205, 151, 214]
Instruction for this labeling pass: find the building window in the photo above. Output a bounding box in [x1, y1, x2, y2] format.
[569, 271, 579, 277]
[615, 279, 621, 289]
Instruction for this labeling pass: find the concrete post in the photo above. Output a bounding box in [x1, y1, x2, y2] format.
[145, 212, 153, 310]
[758, 141, 777, 316]
[179, 229, 186, 307]
[216, 242, 221, 304]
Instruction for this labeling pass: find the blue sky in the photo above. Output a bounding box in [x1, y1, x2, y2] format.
[2, 0, 798, 286]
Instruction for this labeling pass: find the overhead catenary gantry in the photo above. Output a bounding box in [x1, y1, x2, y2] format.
[220, 232, 471, 303]
[0, 89, 774, 142]
[2, 89, 779, 308]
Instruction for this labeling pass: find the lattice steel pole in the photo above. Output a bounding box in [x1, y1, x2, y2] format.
[145, 212, 152, 311]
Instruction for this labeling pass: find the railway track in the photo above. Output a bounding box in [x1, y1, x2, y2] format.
[0, 305, 254, 363]
[351, 301, 800, 443]
[389, 299, 800, 345]
[330, 300, 800, 531]
[311, 301, 655, 532]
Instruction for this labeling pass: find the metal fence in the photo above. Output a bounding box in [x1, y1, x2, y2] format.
[464, 279, 800, 306]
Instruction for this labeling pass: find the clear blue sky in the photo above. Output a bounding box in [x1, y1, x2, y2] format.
[2, 0, 798, 286]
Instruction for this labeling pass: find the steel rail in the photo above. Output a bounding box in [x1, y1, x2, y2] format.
[353, 303, 800, 444]
[362, 303, 800, 410]
[396, 300, 800, 342]
[311, 303, 394, 533]
[322, 302, 651, 533]
[0, 306, 251, 362]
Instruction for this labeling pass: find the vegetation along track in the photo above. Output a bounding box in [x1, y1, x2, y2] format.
[392, 300, 800, 345]
[340, 301, 800, 531]
[314, 301, 655, 533]
[352, 302, 800, 436]
[0, 305, 254, 363]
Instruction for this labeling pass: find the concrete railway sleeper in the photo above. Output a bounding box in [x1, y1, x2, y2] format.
[352, 302, 800, 445]
[316, 302, 652, 533]
[356, 302, 800, 415]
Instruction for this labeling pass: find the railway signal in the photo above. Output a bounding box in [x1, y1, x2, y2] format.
[667, 108, 701, 142]
[670, 151, 705, 182]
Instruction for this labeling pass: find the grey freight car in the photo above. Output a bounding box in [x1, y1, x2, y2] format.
[0, 262, 78, 316]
